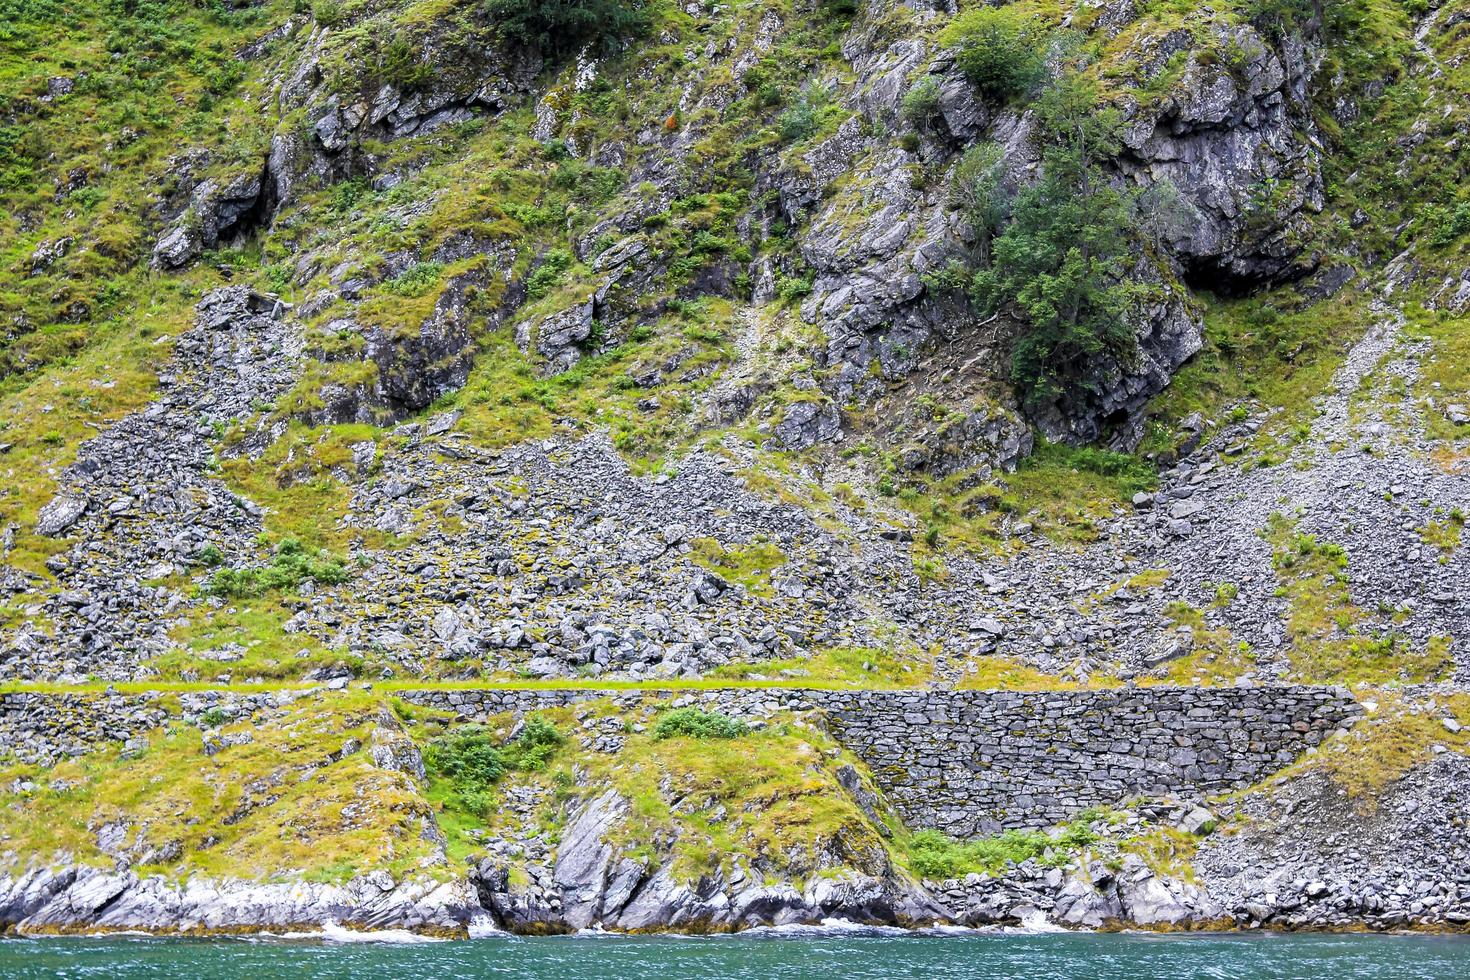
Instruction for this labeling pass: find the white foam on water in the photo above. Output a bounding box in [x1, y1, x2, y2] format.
[1005, 909, 1071, 934]
[467, 914, 506, 939]
[736, 918, 914, 938]
[919, 924, 986, 936]
[274, 920, 448, 944]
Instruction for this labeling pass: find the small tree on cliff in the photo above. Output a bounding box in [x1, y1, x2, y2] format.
[938, 6, 1050, 103]
[974, 74, 1140, 409]
[485, 0, 651, 59]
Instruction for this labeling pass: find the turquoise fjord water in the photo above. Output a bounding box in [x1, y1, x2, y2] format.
[3, 931, 1470, 980]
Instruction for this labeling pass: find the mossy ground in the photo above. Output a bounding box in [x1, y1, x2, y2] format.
[711, 643, 935, 688]
[1263, 513, 1451, 685]
[0, 691, 441, 884]
[400, 698, 901, 881]
[687, 536, 788, 598]
[1141, 601, 1256, 688]
[1275, 692, 1470, 812]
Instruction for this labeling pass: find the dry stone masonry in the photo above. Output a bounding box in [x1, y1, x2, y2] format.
[0, 692, 169, 764]
[814, 688, 1362, 835]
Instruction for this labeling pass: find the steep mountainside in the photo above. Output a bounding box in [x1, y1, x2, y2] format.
[1, 0, 1468, 937]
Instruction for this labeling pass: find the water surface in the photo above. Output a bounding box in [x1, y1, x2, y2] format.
[3, 929, 1469, 979]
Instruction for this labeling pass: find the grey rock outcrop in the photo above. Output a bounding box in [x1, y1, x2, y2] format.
[0, 867, 479, 936]
[152, 168, 271, 270]
[34, 495, 88, 538]
[1117, 23, 1324, 289]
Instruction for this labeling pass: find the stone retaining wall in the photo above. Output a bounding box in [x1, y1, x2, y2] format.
[0, 692, 169, 764]
[396, 686, 1362, 835]
[814, 688, 1360, 835]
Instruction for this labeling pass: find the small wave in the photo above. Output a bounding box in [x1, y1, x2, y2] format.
[917, 924, 986, 937]
[275, 920, 447, 944]
[737, 918, 914, 938]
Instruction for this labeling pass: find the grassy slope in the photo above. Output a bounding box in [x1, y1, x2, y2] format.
[0, 691, 442, 884]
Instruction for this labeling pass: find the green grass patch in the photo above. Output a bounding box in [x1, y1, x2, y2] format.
[206, 537, 350, 599]
[1264, 514, 1450, 684]
[687, 536, 787, 597]
[902, 809, 1104, 880]
[0, 692, 441, 884]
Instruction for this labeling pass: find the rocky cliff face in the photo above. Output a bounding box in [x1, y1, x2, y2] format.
[134, 0, 1328, 458]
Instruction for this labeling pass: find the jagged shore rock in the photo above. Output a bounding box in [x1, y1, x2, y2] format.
[0, 868, 481, 937]
[9, 852, 1468, 938]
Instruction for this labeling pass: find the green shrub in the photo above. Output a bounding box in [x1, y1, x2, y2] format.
[206, 538, 349, 598]
[381, 261, 443, 297]
[778, 98, 819, 143]
[378, 36, 433, 90]
[776, 274, 813, 302]
[777, 88, 834, 144]
[907, 812, 1100, 880]
[425, 718, 566, 816]
[945, 141, 1007, 265]
[1421, 201, 1470, 247]
[1022, 442, 1157, 498]
[425, 727, 506, 783]
[526, 249, 573, 299]
[651, 707, 750, 741]
[500, 716, 565, 771]
[484, 0, 651, 59]
[311, 0, 342, 27]
[938, 7, 1049, 102]
[328, 179, 368, 214]
[980, 77, 1139, 408]
[900, 76, 942, 130]
[198, 707, 231, 728]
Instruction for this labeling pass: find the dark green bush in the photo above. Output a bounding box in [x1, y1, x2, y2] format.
[382, 262, 444, 297]
[311, 0, 342, 27]
[969, 76, 1140, 408]
[484, 0, 651, 59]
[775, 275, 813, 302]
[206, 538, 349, 598]
[907, 812, 1101, 880]
[379, 36, 433, 90]
[198, 707, 231, 728]
[938, 7, 1049, 103]
[328, 179, 369, 215]
[651, 707, 750, 741]
[1422, 201, 1470, 247]
[777, 94, 823, 143]
[426, 727, 506, 785]
[526, 249, 573, 299]
[500, 716, 566, 771]
[425, 718, 566, 816]
[1023, 441, 1157, 498]
[900, 76, 942, 131]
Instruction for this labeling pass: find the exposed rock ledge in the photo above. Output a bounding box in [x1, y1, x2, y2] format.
[0, 861, 1209, 937]
[0, 868, 481, 937]
[4, 853, 1463, 938]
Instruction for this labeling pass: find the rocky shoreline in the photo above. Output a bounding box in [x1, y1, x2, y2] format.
[6, 858, 1469, 939]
